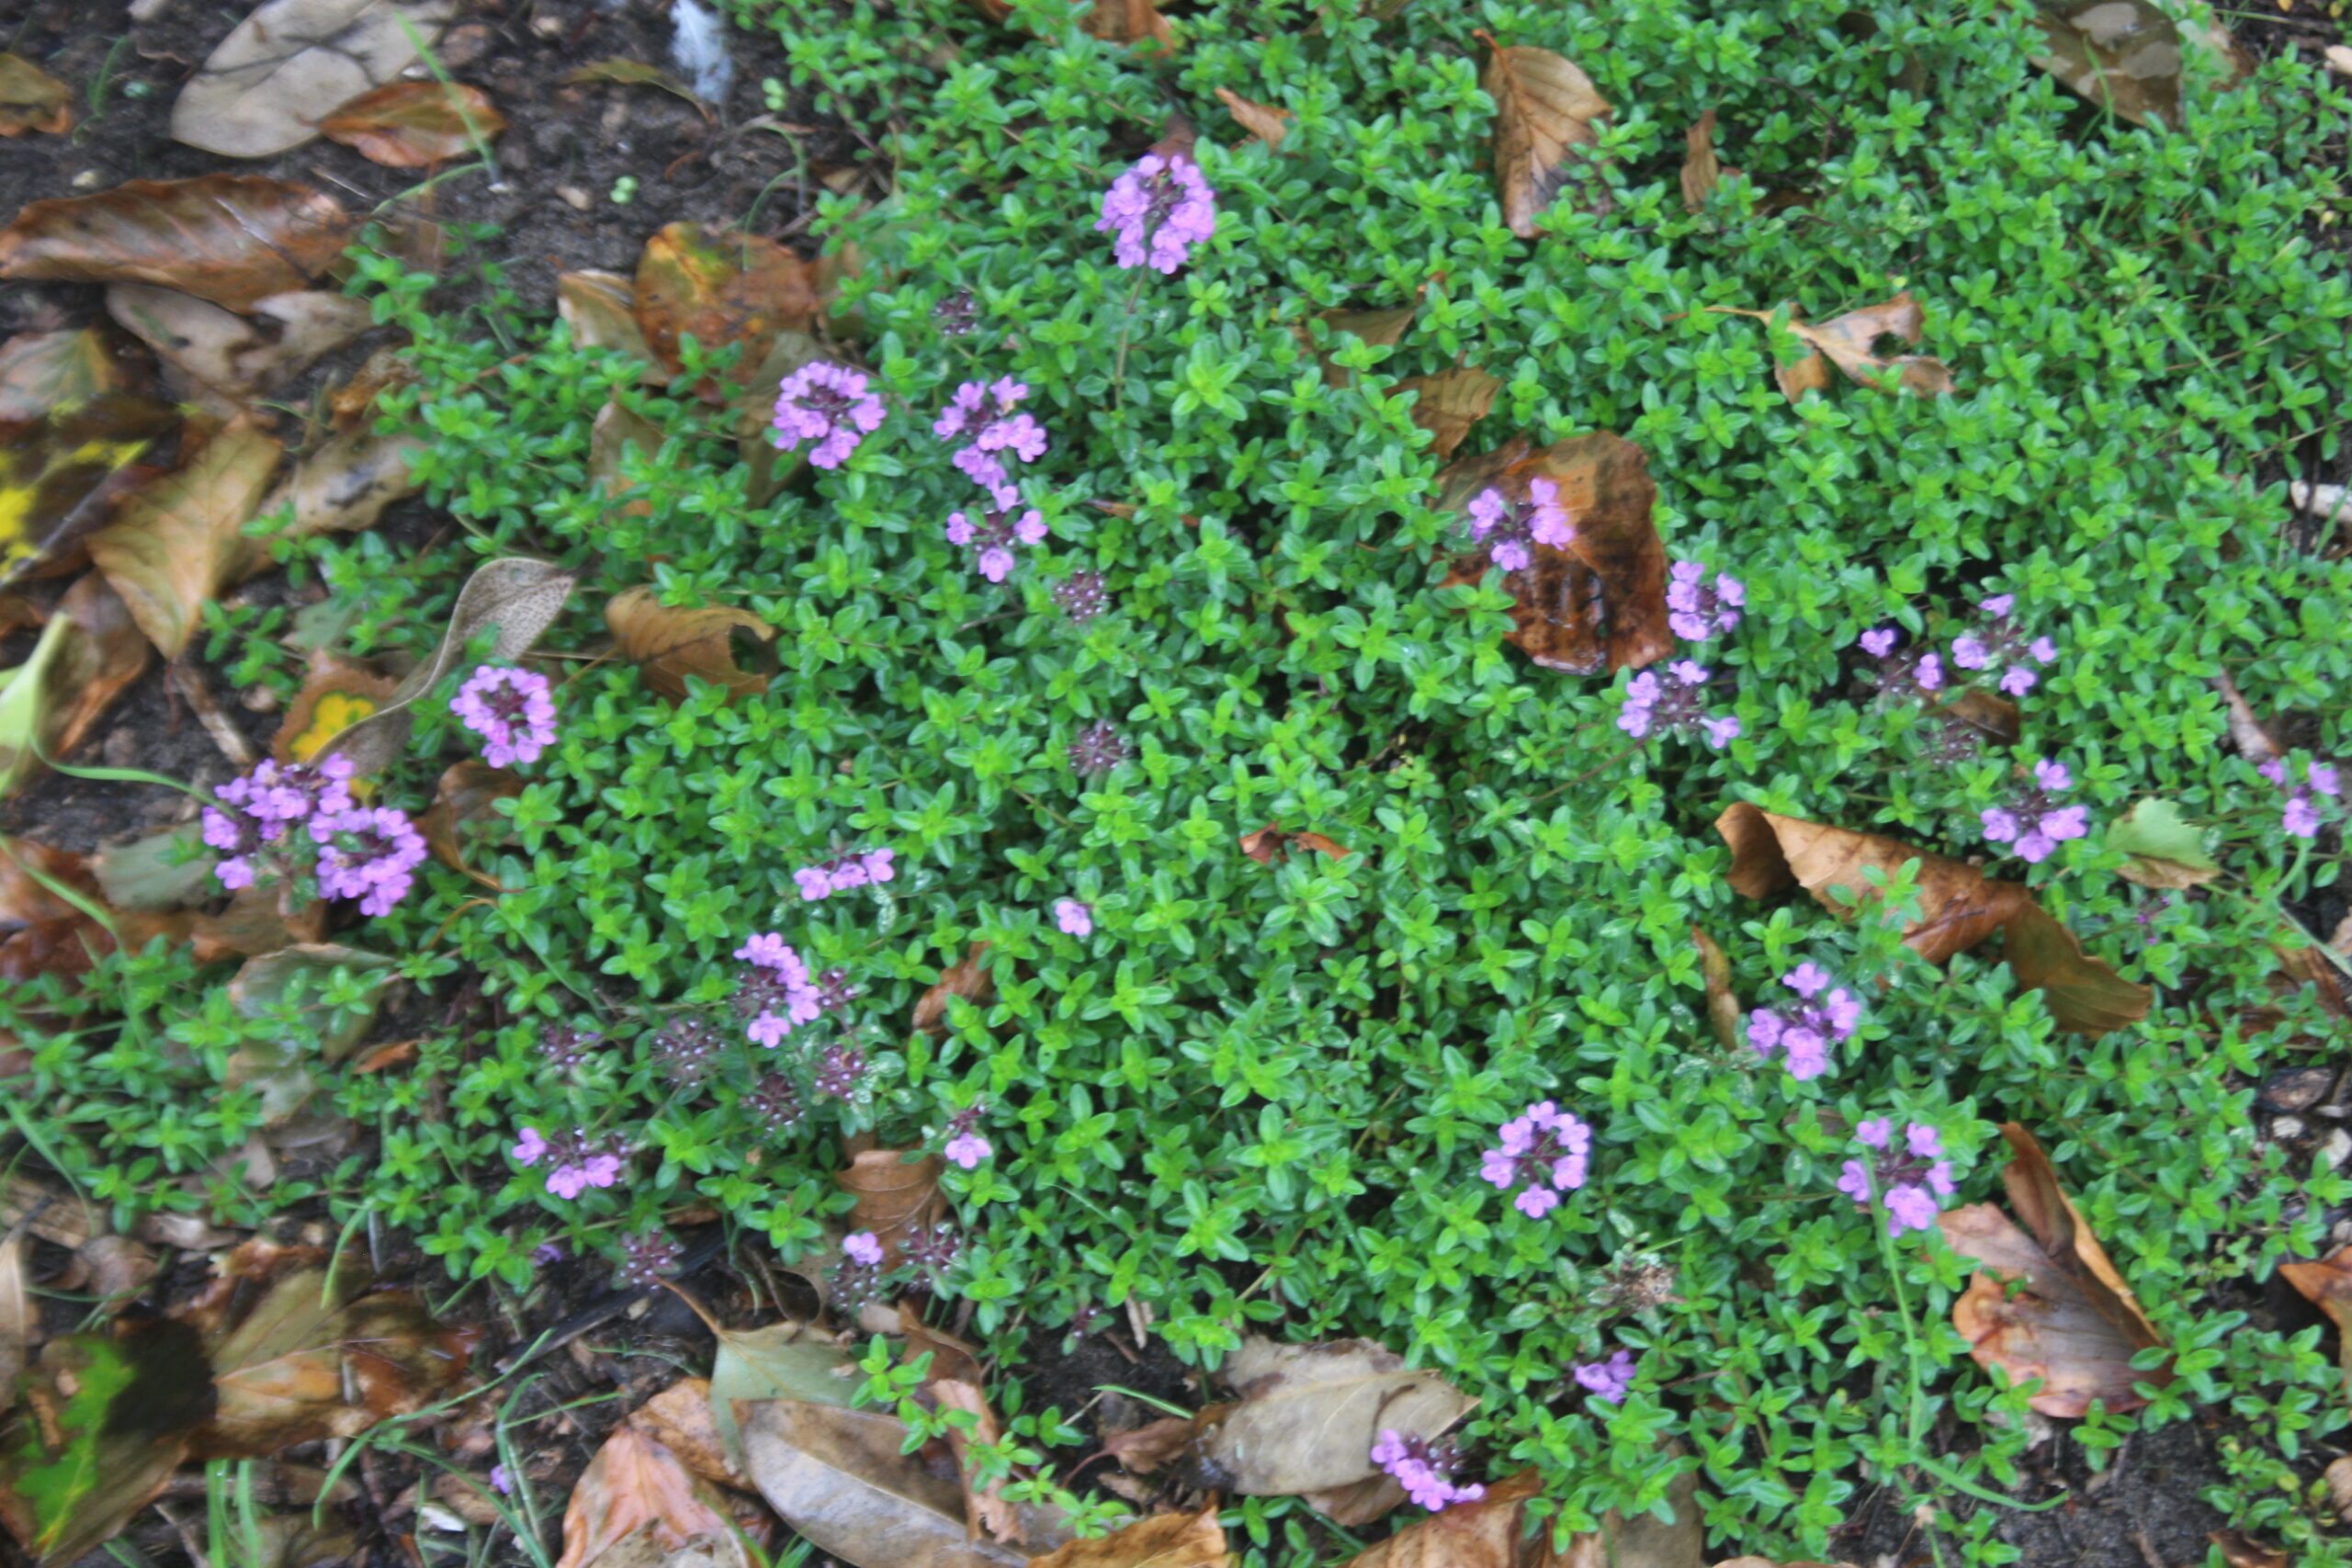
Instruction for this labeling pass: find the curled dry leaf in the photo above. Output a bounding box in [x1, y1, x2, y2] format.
[1937, 1123, 2169, 1417]
[560, 270, 662, 376]
[633, 223, 817, 398]
[1394, 366, 1500, 459]
[914, 941, 997, 1038]
[88, 417, 285, 660]
[605, 586, 776, 705]
[899, 1301, 983, 1388]
[1215, 86, 1291, 150]
[661, 1290, 857, 1477]
[2104, 798, 2219, 889]
[0, 327, 138, 422]
[172, 0, 455, 157]
[0, 53, 71, 136]
[625, 1377, 742, 1490]
[1435, 433, 1673, 675]
[1478, 33, 1611, 237]
[274, 653, 400, 765]
[1032, 1506, 1227, 1568]
[2211, 668, 2278, 763]
[837, 1147, 944, 1267]
[417, 761, 523, 886]
[0, 572, 153, 802]
[0, 176, 351, 312]
[1679, 109, 1736, 212]
[1708, 294, 1953, 400]
[1103, 1415, 1194, 1476]
[1188, 1336, 1476, 1496]
[0, 391, 182, 584]
[555, 1425, 748, 1568]
[932, 1378, 1021, 1544]
[320, 81, 504, 166]
[107, 285, 370, 406]
[2277, 1246, 2352, 1388]
[2028, 0, 2184, 130]
[1691, 928, 1741, 1052]
[1239, 824, 1351, 865]
[1713, 802, 2149, 1035]
[740, 1400, 1026, 1568]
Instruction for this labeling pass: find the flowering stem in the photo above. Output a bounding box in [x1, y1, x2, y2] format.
[1108, 272, 1148, 412]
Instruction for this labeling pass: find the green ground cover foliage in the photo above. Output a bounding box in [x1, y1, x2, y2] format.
[11, 0, 2352, 1558]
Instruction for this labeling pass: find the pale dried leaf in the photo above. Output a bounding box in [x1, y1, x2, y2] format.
[0, 328, 127, 420]
[739, 1400, 1026, 1568]
[1480, 37, 1611, 237]
[1215, 87, 1291, 150]
[0, 177, 350, 311]
[1198, 1337, 1476, 1495]
[556, 1426, 747, 1568]
[0, 1233, 31, 1394]
[88, 419, 284, 659]
[2028, 0, 2184, 130]
[172, 0, 457, 157]
[263, 424, 427, 544]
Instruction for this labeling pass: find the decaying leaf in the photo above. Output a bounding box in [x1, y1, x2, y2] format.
[0, 53, 72, 137]
[0, 329, 134, 422]
[171, 0, 456, 157]
[625, 1378, 743, 1490]
[0, 392, 182, 584]
[563, 59, 712, 113]
[662, 1292, 857, 1479]
[0, 177, 351, 312]
[1080, 0, 1175, 49]
[2212, 668, 2279, 763]
[633, 224, 818, 398]
[417, 761, 523, 886]
[1713, 802, 2149, 1035]
[1691, 928, 1741, 1051]
[0, 573, 153, 801]
[560, 271, 662, 375]
[1435, 433, 1673, 675]
[1239, 824, 1351, 864]
[261, 424, 427, 544]
[312, 556, 575, 775]
[1033, 1505, 1227, 1568]
[319, 81, 504, 166]
[913, 942, 996, 1038]
[605, 586, 776, 704]
[739, 1400, 1026, 1568]
[225, 944, 398, 1121]
[1187, 1337, 1476, 1497]
[2028, 0, 2183, 130]
[555, 1425, 748, 1568]
[2208, 1531, 2289, 1568]
[90, 827, 214, 914]
[1709, 294, 1953, 400]
[1338, 1464, 1703, 1568]
[107, 285, 369, 406]
[1302, 301, 1417, 389]
[0, 1321, 214, 1566]
[1938, 1123, 2170, 1417]
[2278, 1246, 2352, 1389]
[327, 346, 417, 430]
[1478, 33, 1611, 237]
[1395, 367, 1500, 459]
[1216, 87, 1291, 150]
[932, 1378, 1021, 1544]
[837, 1147, 945, 1267]
[1679, 109, 1739, 211]
[273, 654, 400, 764]
[87, 418, 285, 659]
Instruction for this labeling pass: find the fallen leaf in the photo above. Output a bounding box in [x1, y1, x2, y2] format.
[625, 1378, 745, 1490]
[0, 573, 153, 800]
[1435, 433, 1673, 675]
[1337, 1468, 1556, 1568]
[312, 556, 574, 775]
[633, 224, 817, 399]
[1082, 0, 1175, 49]
[1709, 294, 1953, 400]
[0, 330, 135, 423]
[2328, 44, 2352, 79]
[272, 654, 400, 765]
[1713, 802, 2149, 1034]
[0, 177, 352, 312]
[899, 1302, 984, 1389]
[1303, 1473, 1407, 1528]
[0, 392, 183, 584]
[838, 1148, 945, 1269]
[1691, 928, 1741, 1051]
[1238, 824, 1351, 864]
[1189, 1336, 1476, 1496]
[1215, 87, 1291, 150]
[605, 586, 776, 704]
[1937, 688, 2022, 749]
[87, 418, 285, 659]
[1302, 302, 1417, 389]
[0, 1321, 214, 1565]
[2278, 1247, 2352, 1390]
[2104, 798, 2219, 889]
[738, 1400, 1026, 1568]
[1395, 366, 1500, 459]
[2324, 1452, 2352, 1514]
[2209, 1532, 2288, 1568]
[913, 942, 995, 1038]
[1938, 1123, 2169, 1417]
[234, 1515, 359, 1568]
[107, 285, 369, 406]
[564, 59, 710, 112]
[1034, 1506, 1227, 1568]
[932, 1379, 1021, 1543]
[2212, 669, 2279, 763]
[662, 1292, 857, 1479]
[260, 424, 428, 544]
[320, 80, 503, 166]
[416, 761, 522, 885]
[0, 53, 71, 136]
[560, 270, 662, 375]
[2028, 0, 2183, 129]
[555, 1426, 748, 1568]
[1560, 1465, 1704, 1568]
[224, 944, 397, 1121]
[1477, 33, 1611, 238]
[171, 0, 456, 157]
[326, 346, 416, 430]
[0, 1234, 32, 1396]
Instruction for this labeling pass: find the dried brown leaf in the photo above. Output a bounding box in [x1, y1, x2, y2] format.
[2028, 0, 2183, 129]
[273, 654, 400, 765]
[172, 0, 455, 157]
[634, 223, 818, 400]
[739, 1400, 1024, 1568]
[1691, 928, 1741, 1051]
[0, 53, 72, 136]
[1938, 1123, 2168, 1417]
[2208, 1532, 2289, 1568]
[1080, 0, 1175, 50]
[625, 1378, 742, 1490]
[1103, 1415, 1195, 1476]
[1216, 87, 1291, 150]
[1479, 34, 1611, 237]
[560, 270, 662, 376]
[1239, 824, 1352, 865]
[261, 423, 428, 543]
[899, 1301, 984, 1389]
[914, 942, 996, 1038]
[837, 1148, 944, 1268]
[0, 176, 351, 311]
[88, 417, 285, 659]
[2278, 1246, 2352, 1389]
[1396, 366, 1500, 459]
[2211, 669, 2278, 762]
[932, 1379, 1021, 1544]
[1193, 1337, 1476, 1495]
[1679, 109, 1725, 212]
[0, 328, 131, 420]
[320, 81, 504, 167]
[1032, 1506, 1227, 1568]
[107, 285, 369, 406]
[1999, 902, 2152, 1036]
[606, 586, 776, 705]
[417, 761, 523, 886]
[1711, 295, 1953, 400]
[564, 59, 711, 113]
[1340, 1469, 1559, 1568]
[0, 1233, 32, 1397]
[556, 1426, 748, 1568]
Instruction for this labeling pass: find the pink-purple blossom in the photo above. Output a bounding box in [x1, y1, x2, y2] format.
[1463, 479, 1574, 573]
[941, 1104, 992, 1169]
[1859, 626, 1898, 659]
[1618, 661, 1739, 749]
[1837, 1118, 1956, 1236]
[937, 378, 1048, 508]
[771, 361, 887, 469]
[1055, 898, 1094, 936]
[512, 1127, 549, 1165]
[202, 756, 359, 894]
[946, 505, 1048, 582]
[526, 1128, 625, 1201]
[733, 931, 846, 1046]
[1480, 1100, 1592, 1218]
[794, 848, 897, 900]
[1953, 592, 2058, 696]
[1747, 964, 1863, 1081]
[843, 1231, 885, 1267]
[1980, 755, 2091, 863]
[311, 805, 428, 917]
[1370, 1430, 1485, 1512]
[1096, 152, 1217, 274]
[1572, 1348, 1636, 1404]
[1667, 559, 1744, 642]
[2261, 756, 2341, 840]
[452, 665, 557, 768]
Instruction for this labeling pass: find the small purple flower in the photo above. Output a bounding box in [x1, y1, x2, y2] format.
[1917, 653, 1945, 692]
[1068, 720, 1136, 776]
[794, 865, 832, 900]
[1618, 661, 1738, 749]
[1667, 559, 1744, 642]
[203, 755, 359, 893]
[490, 1464, 513, 1495]
[1573, 1348, 1636, 1404]
[1747, 965, 1863, 1082]
[539, 1130, 625, 1201]
[311, 805, 428, 917]
[1096, 152, 1218, 274]
[863, 848, 896, 884]
[946, 504, 1049, 583]
[1054, 570, 1111, 624]
[2287, 796, 2323, 838]
[1370, 1429, 1485, 1513]
[512, 1127, 548, 1165]
[1951, 634, 1990, 671]
[1979, 594, 2015, 618]
[1463, 480, 1575, 573]
[772, 361, 887, 469]
[814, 1042, 869, 1100]
[1859, 626, 1898, 659]
[2266, 757, 2339, 840]
[944, 1133, 991, 1169]
[1999, 664, 2039, 697]
[452, 665, 557, 768]
[843, 1231, 885, 1267]
[1481, 1100, 1592, 1218]
[1954, 594, 2058, 700]
[1839, 1118, 1956, 1236]
[1980, 756, 2090, 864]
[794, 849, 895, 901]
[1055, 898, 1094, 936]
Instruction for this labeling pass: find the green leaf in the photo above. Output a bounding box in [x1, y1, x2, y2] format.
[2104, 797, 2220, 889]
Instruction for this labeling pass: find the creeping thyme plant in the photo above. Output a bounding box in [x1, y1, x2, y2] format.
[9, 0, 2352, 1561]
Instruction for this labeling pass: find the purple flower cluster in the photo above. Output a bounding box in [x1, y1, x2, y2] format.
[1618, 660, 1741, 750]
[1951, 594, 2059, 698]
[793, 847, 896, 901]
[1463, 479, 1575, 573]
[901, 1220, 964, 1292]
[946, 504, 1048, 583]
[1856, 626, 1947, 699]
[933, 288, 978, 338]
[771, 361, 887, 469]
[1747, 963, 1862, 1081]
[814, 1041, 869, 1100]
[1836, 1118, 1956, 1236]
[1981, 758, 2091, 864]
[733, 932, 828, 1044]
[513, 1126, 625, 1201]
[935, 377, 1047, 508]
[1573, 1348, 1636, 1404]
[1096, 151, 1217, 274]
[202, 756, 356, 893]
[1370, 1429, 1485, 1512]
[1054, 570, 1111, 624]
[1054, 897, 1094, 937]
[612, 1225, 684, 1290]
[943, 1105, 992, 1170]
[1068, 720, 1135, 776]
[452, 665, 557, 768]
[1667, 560, 1745, 642]
[2261, 757, 2341, 839]
[1480, 1100, 1592, 1218]
[843, 1230, 885, 1267]
[311, 805, 428, 917]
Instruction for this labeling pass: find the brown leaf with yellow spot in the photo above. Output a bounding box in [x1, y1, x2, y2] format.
[1394, 366, 1500, 459]
[0, 391, 182, 585]
[0, 53, 71, 136]
[0, 176, 351, 312]
[606, 585, 776, 705]
[273, 654, 399, 764]
[633, 223, 817, 400]
[1939, 1123, 2169, 1417]
[1709, 293, 1954, 400]
[1033, 1506, 1227, 1568]
[1477, 33, 1611, 238]
[318, 81, 504, 168]
[1216, 87, 1290, 150]
[836, 1146, 944, 1268]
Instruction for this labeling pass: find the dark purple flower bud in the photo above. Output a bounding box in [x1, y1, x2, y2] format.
[1053, 570, 1111, 624]
[1068, 719, 1135, 776]
[613, 1226, 684, 1290]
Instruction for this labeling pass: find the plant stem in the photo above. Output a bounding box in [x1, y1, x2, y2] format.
[1109, 273, 1149, 412]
